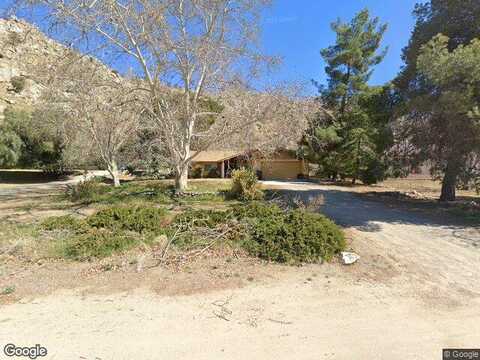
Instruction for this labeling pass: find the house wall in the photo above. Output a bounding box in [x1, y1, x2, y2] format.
[253, 158, 308, 180]
[190, 151, 309, 180]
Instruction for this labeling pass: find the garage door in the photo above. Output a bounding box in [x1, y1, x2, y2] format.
[261, 161, 301, 180]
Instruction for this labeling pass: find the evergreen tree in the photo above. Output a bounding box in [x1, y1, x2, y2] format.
[0, 106, 65, 169]
[396, 0, 480, 97]
[319, 9, 387, 115]
[394, 0, 480, 200]
[405, 35, 480, 201]
[305, 9, 390, 184]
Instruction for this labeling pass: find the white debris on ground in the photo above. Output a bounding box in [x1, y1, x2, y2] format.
[341, 252, 360, 265]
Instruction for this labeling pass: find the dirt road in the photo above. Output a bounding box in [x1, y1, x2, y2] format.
[1, 181, 479, 359]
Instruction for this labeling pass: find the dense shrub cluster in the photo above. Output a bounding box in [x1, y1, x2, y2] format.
[229, 168, 263, 201]
[239, 203, 345, 263]
[87, 206, 167, 234]
[42, 200, 344, 263]
[41, 215, 88, 232]
[0, 106, 65, 169]
[65, 179, 226, 205]
[173, 208, 233, 229]
[171, 202, 345, 264]
[10, 76, 26, 93]
[41, 205, 169, 260]
[64, 228, 137, 260]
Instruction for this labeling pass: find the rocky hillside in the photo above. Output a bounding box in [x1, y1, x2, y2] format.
[0, 17, 69, 119]
[0, 16, 119, 122]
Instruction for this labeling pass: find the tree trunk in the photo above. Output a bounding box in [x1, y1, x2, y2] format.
[440, 162, 459, 202]
[175, 165, 189, 192]
[340, 65, 351, 116]
[107, 161, 121, 187]
[352, 138, 361, 185]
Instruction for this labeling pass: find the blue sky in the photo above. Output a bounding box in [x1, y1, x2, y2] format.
[260, 0, 424, 90]
[1, 0, 424, 92]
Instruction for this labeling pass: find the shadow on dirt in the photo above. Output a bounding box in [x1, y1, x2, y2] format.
[0, 170, 66, 184]
[278, 188, 478, 233]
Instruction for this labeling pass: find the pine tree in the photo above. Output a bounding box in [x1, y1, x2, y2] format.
[319, 9, 387, 115]
[395, 0, 480, 200]
[306, 9, 389, 184]
[407, 35, 480, 201]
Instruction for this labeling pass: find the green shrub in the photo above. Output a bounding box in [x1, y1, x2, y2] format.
[0, 127, 23, 168]
[360, 159, 386, 185]
[170, 202, 345, 264]
[190, 166, 202, 179]
[170, 208, 241, 250]
[230, 168, 263, 201]
[41, 215, 88, 232]
[67, 178, 108, 202]
[41, 205, 170, 260]
[1, 106, 65, 169]
[1, 286, 15, 296]
[234, 203, 345, 263]
[63, 228, 137, 260]
[231, 201, 283, 219]
[7, 32, 23, 46]
[172, 208, 233, 229]
[87, 205, 168, 234]
[10, 76, 26, 93]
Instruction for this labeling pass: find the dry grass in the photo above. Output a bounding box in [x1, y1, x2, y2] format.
[375, 177, 478, 200]
[312, 176, 479, 201]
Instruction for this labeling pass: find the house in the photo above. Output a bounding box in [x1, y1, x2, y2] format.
[253, 149, 308, 180]
[190, 149, 308, 180]
[190, 150, 247, 179]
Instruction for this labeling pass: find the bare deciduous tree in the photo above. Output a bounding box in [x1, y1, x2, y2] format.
[43, 54, 141, 186]
[218, 82, 314, 155]
[16, 0, 273, 190]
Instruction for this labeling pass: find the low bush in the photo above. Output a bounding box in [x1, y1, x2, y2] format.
[229, 168, 263, 201]
[41, 201, 344, 263]
[241, 205, 345, 263]
[66, 178, 108, 203]
[63, 228, 137, 260]
[10, 76, 26, 93]
[41, 215, 88, 232]
[172, 208, 233, 229]
[42, 205, 169, 260]
[231, 201, 283, 219]
[190, 166, 203, 179]
[1, 286, 15, 296]
[87, 205, 168, 234]
[169, 202, 345, 264]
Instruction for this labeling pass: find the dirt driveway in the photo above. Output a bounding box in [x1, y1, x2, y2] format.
[1, 181, 479, 359]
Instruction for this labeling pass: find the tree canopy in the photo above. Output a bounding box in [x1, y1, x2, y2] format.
[319, 9, 387, 114]
[402, 35, 480, 200]
[396, 0, 480, 97]
[393, 0, 480, 200]
[305, 9, 390, 184]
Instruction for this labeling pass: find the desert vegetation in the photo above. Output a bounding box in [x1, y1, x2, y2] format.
[0, 175, 345, 267]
